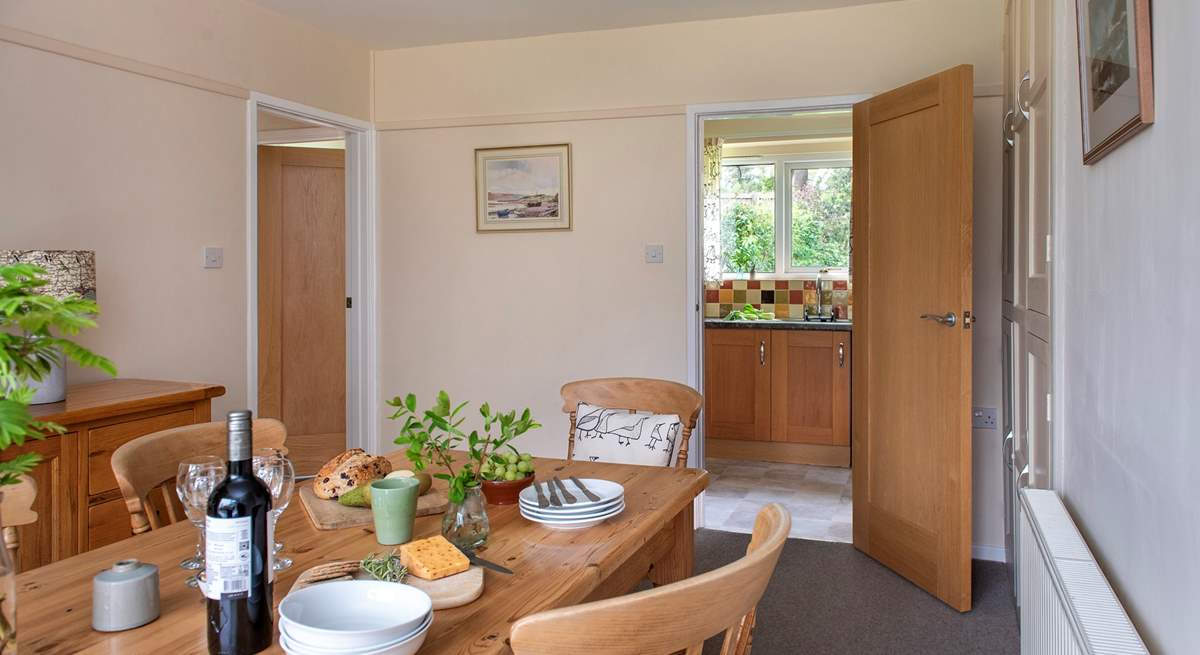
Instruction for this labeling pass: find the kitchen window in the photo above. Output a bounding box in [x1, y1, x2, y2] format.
[719, 157, 852, 276]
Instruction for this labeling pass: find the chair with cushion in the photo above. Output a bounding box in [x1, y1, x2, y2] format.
[510, 503, 790, 655]
[111, 419, 287, 535]
[1, 475, 37, 573]
[561, 377, 703, 468]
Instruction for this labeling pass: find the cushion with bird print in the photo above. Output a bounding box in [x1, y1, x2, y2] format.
[572, 402, 682, 467]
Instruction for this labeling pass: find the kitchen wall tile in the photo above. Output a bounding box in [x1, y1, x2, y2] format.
[732, 280, 748, 291]
[719, 303, 732, 316]
[705, 302, 719, 317]
[733, 289, 746, 303]
[705, 289, 719, 303]
[703, 277, 853, 318]
[718, 288, 733, 303]
[746, 289, 761, 304]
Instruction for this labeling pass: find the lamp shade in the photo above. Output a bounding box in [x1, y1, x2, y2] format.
[0, 250, 96, 300]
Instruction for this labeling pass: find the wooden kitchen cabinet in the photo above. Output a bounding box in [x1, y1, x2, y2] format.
[770, 331, 850, 446]
[703, 329, 771, 441]
[705, 326, 851, 466]
[13, 379, 225, 569]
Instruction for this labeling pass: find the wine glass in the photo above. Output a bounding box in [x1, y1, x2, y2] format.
[253, 448, 295, 571]
[176, 455, 226, 587]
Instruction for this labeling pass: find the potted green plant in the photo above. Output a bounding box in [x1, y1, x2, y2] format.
[0, 262, 115, 649]
[387, 391, 540, 549]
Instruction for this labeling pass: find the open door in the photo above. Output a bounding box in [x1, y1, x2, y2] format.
[851, 65, 974, 611]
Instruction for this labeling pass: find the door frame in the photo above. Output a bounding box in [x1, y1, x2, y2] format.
[684, 94, 872, 527]
[246, 92, 379, 453]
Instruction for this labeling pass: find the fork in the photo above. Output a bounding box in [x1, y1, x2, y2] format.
[552, 476, 578, 504]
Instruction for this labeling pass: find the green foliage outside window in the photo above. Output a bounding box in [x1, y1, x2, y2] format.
[720, 164, 775, 274]
[791, 168, 852, 268]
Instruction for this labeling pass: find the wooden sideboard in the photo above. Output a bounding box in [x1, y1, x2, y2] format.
[15, 379, 225, 571]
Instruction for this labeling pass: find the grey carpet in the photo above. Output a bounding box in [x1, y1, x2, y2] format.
[694, 529, 1020, 654]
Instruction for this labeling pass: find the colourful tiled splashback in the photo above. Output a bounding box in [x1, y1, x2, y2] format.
[705, 278, 852, 320]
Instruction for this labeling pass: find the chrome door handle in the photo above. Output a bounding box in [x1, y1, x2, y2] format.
[759, 340, 766, 366]
[1017, 71, 1032, 119]
[919, 312, 957, 327]
[838, 342, 845, 368]
[1003, 432, 1015, 471]
[1002, 108, 1016, 149]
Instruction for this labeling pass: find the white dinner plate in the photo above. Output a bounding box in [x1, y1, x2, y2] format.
[520, 501, 625, 530]
[519, 495, 623, 517]
[518, 478, 624, 509]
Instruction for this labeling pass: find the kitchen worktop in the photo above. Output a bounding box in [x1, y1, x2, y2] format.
[705, 318, 852, 331]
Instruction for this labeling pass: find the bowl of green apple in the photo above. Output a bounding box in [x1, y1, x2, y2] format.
[480, 451, 535, 505]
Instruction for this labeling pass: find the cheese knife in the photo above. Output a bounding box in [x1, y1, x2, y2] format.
[465, 549, 513, 575]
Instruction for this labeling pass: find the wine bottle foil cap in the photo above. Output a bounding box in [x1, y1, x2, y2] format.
[227, 410, 253, 460]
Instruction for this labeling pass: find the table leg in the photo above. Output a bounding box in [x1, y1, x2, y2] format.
[647, 502, 694, 586]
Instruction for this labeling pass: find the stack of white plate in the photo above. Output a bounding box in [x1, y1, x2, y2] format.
[278, 580, 433, 655]
[519, 478, 625, 530]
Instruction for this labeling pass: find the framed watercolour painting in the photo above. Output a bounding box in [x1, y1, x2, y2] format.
[1075, 0, 1154, 164]
[475, 144, 572, 232]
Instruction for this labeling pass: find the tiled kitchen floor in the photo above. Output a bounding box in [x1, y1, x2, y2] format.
[703, 457, 853, 543]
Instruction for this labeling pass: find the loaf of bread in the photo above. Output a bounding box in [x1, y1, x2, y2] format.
[399, 535, 470, 580]
[312, 448, 394, 499]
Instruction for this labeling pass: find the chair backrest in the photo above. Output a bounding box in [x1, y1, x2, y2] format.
[561, 377, 703, 468]
[111, 419, 287, 534]
[510, 504, 791, 655]
[1, 475, 38, 573]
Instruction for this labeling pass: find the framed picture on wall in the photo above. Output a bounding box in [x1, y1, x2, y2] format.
[475, 144, 572, 232]
[1075, 0, 1154, 164]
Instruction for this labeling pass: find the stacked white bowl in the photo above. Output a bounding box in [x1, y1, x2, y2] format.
[278, 580, 434, 655]
[519, 478, 625, 530]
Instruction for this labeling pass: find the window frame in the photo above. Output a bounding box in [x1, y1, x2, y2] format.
[719, 154, 853, 278]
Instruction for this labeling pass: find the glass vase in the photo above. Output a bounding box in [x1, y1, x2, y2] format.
[0, 493, 16, 653]
[441, 485, 489, 551]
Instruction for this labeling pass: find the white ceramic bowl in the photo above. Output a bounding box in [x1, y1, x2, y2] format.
[279, 580, 432, 649]
[280, 611, 433, 655]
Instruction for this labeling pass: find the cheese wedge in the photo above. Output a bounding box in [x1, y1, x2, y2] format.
[399, 535, 470, 580]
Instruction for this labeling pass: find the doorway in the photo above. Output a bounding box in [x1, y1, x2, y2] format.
[247, 94, 378, 473]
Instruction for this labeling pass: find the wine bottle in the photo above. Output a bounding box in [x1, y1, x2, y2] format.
[205, 410, 274, 654]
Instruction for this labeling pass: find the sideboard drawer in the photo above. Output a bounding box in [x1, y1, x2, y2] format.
[87, 408, 195, 495]
[88, 497, 134, 550]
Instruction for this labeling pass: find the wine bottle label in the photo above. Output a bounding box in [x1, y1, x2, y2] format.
[204, 516, 252, 600]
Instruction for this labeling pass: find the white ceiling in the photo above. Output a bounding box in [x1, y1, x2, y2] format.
[250, 0, 898, 49]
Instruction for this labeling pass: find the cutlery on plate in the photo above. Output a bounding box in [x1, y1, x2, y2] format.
[552, 476, 578, 504]
[532, 480, 550, 508]
[465, 549, 513, 575]
[569, 476, 602, 502]
[544, 480, 563, 507]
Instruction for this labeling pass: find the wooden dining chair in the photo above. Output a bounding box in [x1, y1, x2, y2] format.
[1, 475, 37, 573]
[111, 419, 287, 535]
[561, 377, 703, 468]
[510, 503, 790, 655]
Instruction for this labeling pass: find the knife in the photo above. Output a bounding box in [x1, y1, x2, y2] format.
[544, 480, 563, 507]
[552, 476, 578, 504]
[569, 476, 602, 502]
[465, 550, 513, 575]
[532, 479, 550, 508]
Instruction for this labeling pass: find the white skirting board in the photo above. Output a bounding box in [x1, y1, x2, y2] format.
[972, 544, 1006, 563]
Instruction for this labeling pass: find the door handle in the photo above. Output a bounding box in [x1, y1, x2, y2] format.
[1017, 464, 1031, 489]
[1002, 108, 1016, 149]
[1017, 71, 1032, 120]
[838, 342, 845, 368]
[1003, 432, 1015, 471]
[919, 312, 957, 327]
[759, 340, 766, 366]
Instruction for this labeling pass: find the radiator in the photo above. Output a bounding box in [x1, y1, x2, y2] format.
[1018, 489, 1149, 654]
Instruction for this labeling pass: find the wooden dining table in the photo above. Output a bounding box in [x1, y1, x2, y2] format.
[16, 453, 709, 654]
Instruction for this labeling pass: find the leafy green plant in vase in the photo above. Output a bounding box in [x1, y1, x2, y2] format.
[388, 391, 540, 550]
[0, 262, 115, 651]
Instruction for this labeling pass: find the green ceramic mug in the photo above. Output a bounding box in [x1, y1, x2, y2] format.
[370, 477, 421, 545]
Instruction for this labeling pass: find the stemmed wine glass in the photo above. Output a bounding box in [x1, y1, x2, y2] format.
[253, 448, 295, 571]
[176, 455, 226, 587]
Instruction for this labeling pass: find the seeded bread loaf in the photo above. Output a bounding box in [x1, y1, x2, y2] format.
[399, 535, 470, 580]
[312, 449, 394, 500]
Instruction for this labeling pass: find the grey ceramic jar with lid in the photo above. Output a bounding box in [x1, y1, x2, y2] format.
[92, 558, 160, 632]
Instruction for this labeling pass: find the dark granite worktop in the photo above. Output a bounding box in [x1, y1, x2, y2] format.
[705, 318, 852, 332]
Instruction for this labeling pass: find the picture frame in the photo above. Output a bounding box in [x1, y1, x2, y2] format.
[1075, 0, 1154, 164]
[475, 144, 572, 232]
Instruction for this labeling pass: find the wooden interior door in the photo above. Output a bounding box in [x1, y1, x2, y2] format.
[851, 65, 974, 611]
[703, 329, 771, 441]
[769, 331, 849, 446]
[258, 146, 346, 446]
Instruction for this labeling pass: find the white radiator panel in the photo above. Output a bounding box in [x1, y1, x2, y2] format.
[1018, 489, 1148, 655]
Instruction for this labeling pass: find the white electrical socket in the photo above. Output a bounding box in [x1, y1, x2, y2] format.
[203, 247, 224, 269]
[645, 244, 664, 264]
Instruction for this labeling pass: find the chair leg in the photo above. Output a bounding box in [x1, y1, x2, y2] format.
[2, 528, 18, 575]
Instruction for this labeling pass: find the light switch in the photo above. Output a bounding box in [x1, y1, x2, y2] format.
[644, 244, 664, 264]
[203, 247, 224, 269]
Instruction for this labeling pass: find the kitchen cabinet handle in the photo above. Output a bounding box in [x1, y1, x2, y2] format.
[1017, 71, 1032, 119]
[838, 342, 845, 368]
[759, 340, 766, 366]
[1002, 108, 1016, 149]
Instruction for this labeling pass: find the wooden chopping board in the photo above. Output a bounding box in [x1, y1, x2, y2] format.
[291, 562, 484, 610]
[298, 484, 449, 531]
